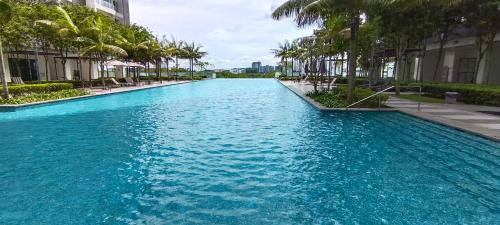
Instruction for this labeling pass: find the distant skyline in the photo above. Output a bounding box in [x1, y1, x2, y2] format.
[129, 0, 315, 69]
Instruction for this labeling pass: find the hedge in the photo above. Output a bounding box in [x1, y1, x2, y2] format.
[419, 83, 500, 106]
[2, 83, 74, 97]
[0, 89, 88, 105]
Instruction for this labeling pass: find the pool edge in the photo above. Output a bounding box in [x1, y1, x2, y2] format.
[276, 79, 500, 143]
[0, 80, 197, 112]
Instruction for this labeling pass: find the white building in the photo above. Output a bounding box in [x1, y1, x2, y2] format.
[2, 0, 130, 83]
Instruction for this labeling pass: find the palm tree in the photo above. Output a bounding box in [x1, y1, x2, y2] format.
[168, 37, 186, 78]
[80, 16, 127, 89]
[117, 28, 149, 82]
[0, 0, 12, 99]
[273, 0, 460, 103]
[183, 41, 207, 80]
[35, 5, 85, 81]
[271, 40, 291, 76]
[160, 36, 175, 79]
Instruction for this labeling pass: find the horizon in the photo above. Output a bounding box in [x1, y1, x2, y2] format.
[129, 0, 315, 70]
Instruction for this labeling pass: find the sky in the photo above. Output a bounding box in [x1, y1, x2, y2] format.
[129, 0, 315, 69]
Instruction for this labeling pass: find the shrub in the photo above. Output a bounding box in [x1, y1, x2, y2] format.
[306, 87, 388, 108]
[418, 83, 500, 106]
[0, 89, 88, 105]
[2, 83, 74, 97]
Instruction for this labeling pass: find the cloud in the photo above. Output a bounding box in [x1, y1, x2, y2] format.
[129, 0, 315, 69]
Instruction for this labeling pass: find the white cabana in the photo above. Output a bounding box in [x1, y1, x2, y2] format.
[105, 60, 127, 66]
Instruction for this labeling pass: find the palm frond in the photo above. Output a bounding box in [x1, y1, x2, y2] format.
[103, 44, 128, 57]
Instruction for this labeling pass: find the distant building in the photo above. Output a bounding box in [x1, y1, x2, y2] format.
[230, 68, 246, 74]
[252, 62, 262, 73]
[262, 65, 275, 73]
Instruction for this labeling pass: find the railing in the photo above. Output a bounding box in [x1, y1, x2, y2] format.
[345, 85, 423, 111]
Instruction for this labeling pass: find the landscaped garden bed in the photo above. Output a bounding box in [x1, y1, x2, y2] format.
[306, 87, 389, 108]
[0, 83, 88, 105]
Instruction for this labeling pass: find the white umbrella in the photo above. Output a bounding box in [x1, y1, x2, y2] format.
[127, 62, 145, 68]
[105, 60, 127, 66]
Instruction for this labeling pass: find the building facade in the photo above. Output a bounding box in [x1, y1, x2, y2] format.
[2, 0, 131, 83]
[66, 0, 130, 24]
[252, 62, 262, 73]
[418, 30, 500, 85]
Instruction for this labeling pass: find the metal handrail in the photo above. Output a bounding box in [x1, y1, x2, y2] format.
[345, 85, 424, 111]
[345, 86, 394, 109]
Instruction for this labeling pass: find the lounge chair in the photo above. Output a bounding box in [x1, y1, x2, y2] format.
[320, 77, 338, 91]
[124, 77, 137, 86]
[11, 77, 25, 85]
[110, 78, 131, 87]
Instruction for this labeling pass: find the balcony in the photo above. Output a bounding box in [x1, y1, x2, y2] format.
[96, 0, 114, 10]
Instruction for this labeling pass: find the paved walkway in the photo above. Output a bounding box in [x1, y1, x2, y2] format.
[88, 80, 192, 95]
[386, 97, 500, 141]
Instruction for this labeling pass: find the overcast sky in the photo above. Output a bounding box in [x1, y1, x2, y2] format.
[129, 0, 315, 69]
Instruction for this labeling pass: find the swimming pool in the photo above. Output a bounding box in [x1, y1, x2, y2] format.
[0, 79, 498, 224]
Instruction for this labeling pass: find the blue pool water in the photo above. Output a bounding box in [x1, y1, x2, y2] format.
[0, 79, 499, 224]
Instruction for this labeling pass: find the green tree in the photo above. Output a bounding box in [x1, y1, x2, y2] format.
[0, 0, 12, 99]
[80, 16, 127, 88]
[271, 40, 291, 76]
[183, 41, 207, 79]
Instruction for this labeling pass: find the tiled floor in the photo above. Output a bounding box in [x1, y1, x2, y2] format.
[386, 97, 500, 140]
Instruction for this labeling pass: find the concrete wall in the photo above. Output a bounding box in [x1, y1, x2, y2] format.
[1, 52, 102, 82]
[420, 38, 500, 85]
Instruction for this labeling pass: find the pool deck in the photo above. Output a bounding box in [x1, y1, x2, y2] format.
[278, 80, 396, 111]
[0, 80, 193, 111]
[279, 80, 500, 141]
[386, 97, 500, 141]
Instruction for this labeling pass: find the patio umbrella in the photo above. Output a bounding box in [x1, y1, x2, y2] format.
[126, 62, 145, 68]
[105, 60, 127, 66]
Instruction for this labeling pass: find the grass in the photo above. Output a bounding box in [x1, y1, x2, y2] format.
[395, 94, 445, 104]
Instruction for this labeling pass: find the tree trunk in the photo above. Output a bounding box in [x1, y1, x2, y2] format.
[89, 55, 93, 88]
[432, 33, 448, 80]
[347, 11, 360, 104]
[44, 55, 49, 82]
[0, 38, 9, 99]
[100, 57, 106, 89]
[284, 58, 288, 76]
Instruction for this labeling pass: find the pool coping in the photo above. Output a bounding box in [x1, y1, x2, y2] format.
[0, 80, 195, 112]
[277, 79, 500, 142]
[277, 79, 396, 112]
[395, 108, 500, 142]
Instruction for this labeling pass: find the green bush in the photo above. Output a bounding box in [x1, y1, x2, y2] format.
[307, 87, 388, 108]
[0, 89, 88, 105]
[418, 83, 500, 106]
[2, 83, 74, 97]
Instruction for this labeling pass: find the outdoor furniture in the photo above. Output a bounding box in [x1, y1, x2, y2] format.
[124, 77, 137, 86]
[110, 78, 131, 87]
[11, 77, 25, 85]
[445, 92, 459, 104]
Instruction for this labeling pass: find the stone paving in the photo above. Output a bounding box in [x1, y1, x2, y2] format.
[386, 97, 500, 141]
